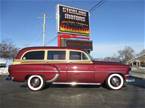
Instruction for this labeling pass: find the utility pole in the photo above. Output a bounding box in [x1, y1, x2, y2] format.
[42, 13, 46, 46]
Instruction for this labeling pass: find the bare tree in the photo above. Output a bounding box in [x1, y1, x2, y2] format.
[138, 49, 145, 55]
[118, 46, 134, 63]
[104, 56, 120, 62]
[0, 40, 19, 59]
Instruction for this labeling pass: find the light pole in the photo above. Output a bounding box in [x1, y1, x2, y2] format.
[42, 13, 46, 46]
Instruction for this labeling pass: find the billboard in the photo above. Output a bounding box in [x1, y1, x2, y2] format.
[61, 39, 93, 51]
[57, 4, 90, 36]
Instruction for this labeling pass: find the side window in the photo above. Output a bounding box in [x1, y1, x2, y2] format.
[70, 51, 89, 60]
[82, 52, 89, 60]
[70, 51, 81, 60]
[22, 51, 45, 60]
[47, 51, 66, 60]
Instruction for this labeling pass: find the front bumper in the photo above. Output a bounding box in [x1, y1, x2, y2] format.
[126, 79, 135, 83]
[126, 76, 135, 83]
[125, 72, 135, 83]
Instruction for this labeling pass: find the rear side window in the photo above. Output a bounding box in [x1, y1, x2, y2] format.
[47, 51, 66, 60]
[70, 51, 81, 60]
[70, 51, 89, 60]
[22, 51, 45, 60]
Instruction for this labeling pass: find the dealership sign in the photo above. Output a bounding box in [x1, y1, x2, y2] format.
[57, 4, 90, 36]
[61, 39, 93, 51]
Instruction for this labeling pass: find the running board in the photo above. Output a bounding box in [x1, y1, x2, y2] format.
[52, 82, 101, 86]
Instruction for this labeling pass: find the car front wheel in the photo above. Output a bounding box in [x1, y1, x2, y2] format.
[27, 75, 45, 91]
[107, 74, 124, 90]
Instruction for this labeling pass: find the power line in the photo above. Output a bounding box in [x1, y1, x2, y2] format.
[89, 0, 103, 12]
[89, 0, 105, 13]
[47, 35, 58, 43]
[95, 0, 105, 8]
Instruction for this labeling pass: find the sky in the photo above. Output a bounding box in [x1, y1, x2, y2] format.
[0, 0, 144, 58]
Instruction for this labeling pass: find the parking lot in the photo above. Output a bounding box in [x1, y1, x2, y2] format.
[0, 76, 145, 108]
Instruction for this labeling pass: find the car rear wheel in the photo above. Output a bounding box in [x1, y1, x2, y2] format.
[27, 75, 45, 91]
[107, 74, 124, 90]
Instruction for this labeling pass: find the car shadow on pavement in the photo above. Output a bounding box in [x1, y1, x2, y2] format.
[20, 84, 27, 88]
[129, 77, 145, 89]
[128, 78, 145, 108]
[44, 83, 101, 89]
[19, 83, 102, 91]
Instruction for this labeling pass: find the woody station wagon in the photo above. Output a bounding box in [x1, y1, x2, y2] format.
[9, 47, 131, 91]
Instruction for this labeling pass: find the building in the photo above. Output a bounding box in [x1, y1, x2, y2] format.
[127, 53, 145, 72]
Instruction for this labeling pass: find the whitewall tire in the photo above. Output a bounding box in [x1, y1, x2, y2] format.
[27, 75, 45, 91]
[107, 74, 124, 90]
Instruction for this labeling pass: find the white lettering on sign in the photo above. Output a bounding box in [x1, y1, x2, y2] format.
[65, 14, 85, 22]
[62, 7, 86, 17]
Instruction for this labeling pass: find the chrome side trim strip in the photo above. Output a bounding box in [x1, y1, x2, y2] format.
[46, 74, 59, 82]
[17, 70, 125, 73]
[17, 70, 96, 73]
[17, 70, 58, 73]
[67, 71, 95, 73]
[52, 82, 101, 85]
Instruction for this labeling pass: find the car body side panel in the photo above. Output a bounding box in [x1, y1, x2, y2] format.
[67, 63, 95, 83]
[94, 64, 130, 83]
[9, 64, 59, 81]
[43, 63, 68, 82]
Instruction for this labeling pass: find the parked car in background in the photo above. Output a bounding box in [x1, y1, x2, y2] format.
[9, 47, 131, 91]
[0, 59, 8, 75]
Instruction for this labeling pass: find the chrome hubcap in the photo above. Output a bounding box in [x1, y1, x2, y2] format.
[30, 77, 41, 88]
[110, 77, 121, 87]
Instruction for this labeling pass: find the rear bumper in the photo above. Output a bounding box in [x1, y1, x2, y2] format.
[5, 75, 12, 80]
[6, 75, 14, 80]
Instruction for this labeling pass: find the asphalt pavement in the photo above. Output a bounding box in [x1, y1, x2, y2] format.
[0, 76, 145, 108]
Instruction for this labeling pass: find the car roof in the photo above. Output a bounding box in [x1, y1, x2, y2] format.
[19, 46, 82, 52]
[15, 46, 82, 59]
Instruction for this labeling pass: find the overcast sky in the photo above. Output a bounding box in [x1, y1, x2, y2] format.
[1, 0, 144, 58]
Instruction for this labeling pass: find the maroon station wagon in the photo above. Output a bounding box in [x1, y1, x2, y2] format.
[9, 47, 131, 91]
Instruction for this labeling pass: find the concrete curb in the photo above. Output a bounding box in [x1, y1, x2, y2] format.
[0, 73, 9, 76]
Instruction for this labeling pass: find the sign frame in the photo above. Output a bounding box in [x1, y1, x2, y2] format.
[61, 39, 93, 51]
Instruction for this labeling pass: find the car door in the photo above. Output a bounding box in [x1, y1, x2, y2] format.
[67, 51, 95, 83]
[44, 50, 68, 82]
